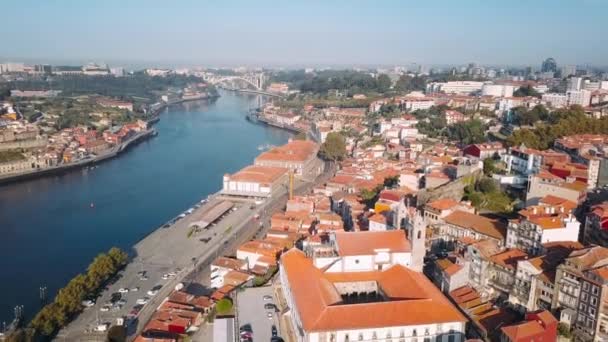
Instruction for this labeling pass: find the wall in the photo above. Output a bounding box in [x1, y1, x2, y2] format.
[417, 171, 482, 206]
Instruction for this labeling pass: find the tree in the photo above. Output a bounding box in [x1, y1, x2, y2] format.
[513, 84, 540, 98]
[318, 132, 346, 161]
[215, 298, 233, 315]
[383, 176, 399, 188]
[377, 74, 392, 93]
[446, 119, 485, 144]
[557, 323, 572, 338]
[106, 325, 127, 342]
[483, 158, 496, 176]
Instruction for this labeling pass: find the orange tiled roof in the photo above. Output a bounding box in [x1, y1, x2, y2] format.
[334, 230, 411, 256]
[444, 211, 506, 241]
[281, 249, 465, 331]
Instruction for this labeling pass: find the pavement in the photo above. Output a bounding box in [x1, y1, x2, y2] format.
[56, 159, 334, 342]
[235, 286, 278, 342]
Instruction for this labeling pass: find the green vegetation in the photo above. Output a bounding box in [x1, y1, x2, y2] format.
[253, 266, 278, 287]
[557, 323, 572, 338]
[394, 75, 427, 93]
[10, 73, 202, 102]
[187, 226, 195, 238]
[445, 119, 486, 144]
[318, 132, 347, 161]
[22, 247, 129, 339]
[483, 158, 497, 176]
[0, 150, 26, 163]
[215, 298, 234, 315]
[271, 69, 392, 96]
[507, 105, 608, 150]
[513, 84, 541, 98]
[464, 178, 513, 213]
[510, 105, 549, 126]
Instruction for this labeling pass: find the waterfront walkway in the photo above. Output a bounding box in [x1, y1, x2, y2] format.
[57, 159, 334, 341]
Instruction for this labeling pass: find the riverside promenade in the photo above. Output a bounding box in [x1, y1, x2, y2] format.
[56, 159, 334, 342]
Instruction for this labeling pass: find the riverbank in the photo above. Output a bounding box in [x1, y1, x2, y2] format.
[0, 91, 292, 326]
[0, 129, 155, 186]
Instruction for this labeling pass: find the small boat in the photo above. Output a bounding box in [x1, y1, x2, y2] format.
[90, 203, 95, 208]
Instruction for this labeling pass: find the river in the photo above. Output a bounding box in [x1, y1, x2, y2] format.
[0, 91, 292, 325]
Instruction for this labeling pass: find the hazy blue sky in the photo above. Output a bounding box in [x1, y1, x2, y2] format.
[1, 0, 607, 67]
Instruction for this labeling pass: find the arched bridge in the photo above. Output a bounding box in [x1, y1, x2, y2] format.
[205, 73, 265, 91]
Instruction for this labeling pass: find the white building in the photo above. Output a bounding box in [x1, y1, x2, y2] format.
[222, 165, 288, 197]
[210, 257, 248, 289]
[542, 93, 568, 108]
[506, 196, 580, 256]
[311, 230, 412, 272]
[481, 84, 514, 97]
[502, 145, 544, 175]
[567, 77, 583, 91]
[426, 81, 484, 95]
[566, 90, 591, 107]
[279, 249, 467, 342]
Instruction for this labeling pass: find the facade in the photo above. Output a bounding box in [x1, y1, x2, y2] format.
[254, 140, 321, 177]
[279, 249, 467, 342]
[541, 93, 568, 108]
[526, 172, 587, 206]
[441, 211, 507, 246]
[502, 145, 544, 175]
[444, 110, 466, 125]
[426, 81, 484, 95]
[506, 196, 580, 256]
[584, 203, 608, 247]
[463, 142, 506, 160]
[310, 230, 412, 273]
[554, 246, 608, 341]
[222, 165, 288, 197]
[481, 84, 514, 97]
[210, 257, 248, 289]
[499, 310, 558, 342]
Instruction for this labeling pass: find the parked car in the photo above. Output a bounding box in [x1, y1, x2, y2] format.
[130, 287, 139, 292]
[81, 300, 95, 307]
[266, 312, 273, 319]
[264, 303, 276, 310]
[118, 288, 129, 294]
[147, 285, 162, 296]
[136, 298, 149, 305]
[263, 295, 272, 301]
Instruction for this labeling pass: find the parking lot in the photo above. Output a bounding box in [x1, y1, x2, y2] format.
[237, 286, 280, 342]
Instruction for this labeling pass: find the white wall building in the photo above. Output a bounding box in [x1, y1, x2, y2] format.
[426, 81, 484, 95]
[481, 84, 514, 97]
[280, 249, 467, 342]
[311, 230, 412, 272]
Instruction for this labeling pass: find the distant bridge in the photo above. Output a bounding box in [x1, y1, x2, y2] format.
[205, 73, 265, 91]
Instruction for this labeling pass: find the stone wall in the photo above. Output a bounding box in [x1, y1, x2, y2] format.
[416, 170, 483, 206]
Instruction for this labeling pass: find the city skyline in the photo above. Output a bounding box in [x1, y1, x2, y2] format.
[2, 0, 608, 67]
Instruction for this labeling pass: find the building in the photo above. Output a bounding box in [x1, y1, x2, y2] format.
[502, 145, 545, 175]
[266, 82, 290, 94]
[309, 230, 412, 272]
[554, 246, 608, 341]
[424, 198, 474, 224]
[442, 211, 507, 246]
[210, 257, 248, 289]
[541, 58, 557, 73]
[506, 196, 580, 256]
[426, 81, 484, 95]
[481, 84, 514, 98]
[222, 165, 288, 198]
[279, 248, 467, 342]
[463, 142, 506, 159]
[567, 90, 591, 107]
[254, 140, 321, 177]
[541, 93, 568, 108]
[526, 171, 587, 206]
[584, 202, 608, 247]
[444, 110, 466, 125]
[236, 240, 283, 269]
[499, 310, 558, 342]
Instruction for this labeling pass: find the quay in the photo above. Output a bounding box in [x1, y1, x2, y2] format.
[56, 160, 335, 341]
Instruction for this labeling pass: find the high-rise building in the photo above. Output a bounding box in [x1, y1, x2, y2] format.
[567, 77, 583, 91]
[561, 65, 577, 78]
[541, 57, 557, 73]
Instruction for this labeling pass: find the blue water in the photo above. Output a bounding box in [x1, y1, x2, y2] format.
[0, 92, 291, 324]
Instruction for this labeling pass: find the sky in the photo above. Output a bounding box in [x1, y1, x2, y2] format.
[1, 0, 607, 68]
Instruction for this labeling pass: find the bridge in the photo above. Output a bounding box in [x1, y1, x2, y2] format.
[205, 73, 266, 91]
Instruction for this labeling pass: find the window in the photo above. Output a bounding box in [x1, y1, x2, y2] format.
[593, 285, 599, 295]
[358, 334, 363, 341]
[583, 282, 590, 291]
[412, 329, 417, 336]
[590, 308, 596, 316]
[591, 297, 598, 306]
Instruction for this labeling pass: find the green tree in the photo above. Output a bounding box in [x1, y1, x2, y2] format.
[318, 132, 347, 161]
[483, 158, 496, 176]
[557, 323, 572, 338]
[446, 119, 485, 144]
[513, 84, 540, 98]
[377, 74, 392, 93]
[215, 298, 233, 315]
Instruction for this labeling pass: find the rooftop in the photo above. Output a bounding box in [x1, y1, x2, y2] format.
[334, 230, 411, 256]
[444, 211, 506, 241]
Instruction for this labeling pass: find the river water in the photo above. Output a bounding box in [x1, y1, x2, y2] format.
[0, 91, 291, 324]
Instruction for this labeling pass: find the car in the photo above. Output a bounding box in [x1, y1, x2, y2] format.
[147, 285, 162, 296]
[140, 274, 149, 281]
[267, 312, 273, 319]
[147, 289, 159, 296]
[117, 299, 127, 305]
[263, 295, 272, 301]
[168, 272, 177, 277]
[136, 298, 149, 305]
[100, 305, 110, 312]
[118, 288, 129, 294]
[161, 274, 169, 280]
[240, 324, 252, 333]
[264, 303, 276, 310]
[81, 300, 95, 307]
[240, 331, 253, 339]
[271, 325, 277, 337]
[130, 287, 139, 292]
[110, 293, 122, 303]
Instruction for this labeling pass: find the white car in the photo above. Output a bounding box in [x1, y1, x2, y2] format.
[81, 300, 95, 307]
[147, 289, 159, 296]
[136, 298, 149, 305]
[130, 287, 139, 292]
[263, 295, 272, 301]
[167, 272, 177, 277]
[100, 306, 110, 312]
[118, 288, 129, 294]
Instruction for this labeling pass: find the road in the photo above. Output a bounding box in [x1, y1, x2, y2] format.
[56, 159, 334, 341]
